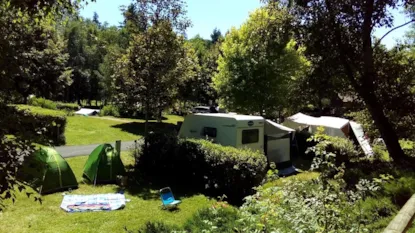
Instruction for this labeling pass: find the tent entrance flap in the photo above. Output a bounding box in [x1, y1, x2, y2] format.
[266, 135, 291, 164]
[264, 120, 295, 165]
[83, 144, 126, 184]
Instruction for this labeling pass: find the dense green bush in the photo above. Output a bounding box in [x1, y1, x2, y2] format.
[28, 97, 57, 110]
[294, 129, 313, 158]
[56, 102, 80, 111]
[382, 175, 415, 207]
[8, 105, 67, 145]
[28, 97, 79, 112]
[400, 139, 415, 157]
[235, 177, 387, 233]
[359, 197, 398, 232]
[183, 204, 240, 233]
[99, 105, 120, 117]
[307, 127, 359, 168]
[347, 109, 415, 141]
[125, 222, 181, 233]
[135, 132, 267, 203]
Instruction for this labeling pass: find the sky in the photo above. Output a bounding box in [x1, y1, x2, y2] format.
[80, 0, 413, 48]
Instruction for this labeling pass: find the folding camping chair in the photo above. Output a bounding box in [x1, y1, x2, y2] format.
[160, 187, 181, 209]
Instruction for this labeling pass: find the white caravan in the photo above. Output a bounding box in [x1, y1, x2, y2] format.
[178, 113, 295, 168]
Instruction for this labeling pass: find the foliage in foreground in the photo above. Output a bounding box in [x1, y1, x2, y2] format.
[7, 105, 67, 145]
[135, 132, 267, 203]
[215, 6, 309, 115]
[1, 154, 214, 232]
[28, 97, 80, 112]
[99, 105, 120, 117]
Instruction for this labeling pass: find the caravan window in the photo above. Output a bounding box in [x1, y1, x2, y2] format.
[242, 129, 259, 144]
[203, 127, 217, 138]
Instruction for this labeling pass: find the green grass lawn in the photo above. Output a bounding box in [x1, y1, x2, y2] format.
[65, 115, 184, 145]
[0, 153, 212, 233]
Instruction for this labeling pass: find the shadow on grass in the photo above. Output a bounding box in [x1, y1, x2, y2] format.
[292, 156, 313, 171]
[111, 122, 178, 137]
[114, 166, 202, 201]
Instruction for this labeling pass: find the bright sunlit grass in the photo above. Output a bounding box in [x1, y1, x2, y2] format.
[0, 153, 212, 233]
[65, 115, 184, 145]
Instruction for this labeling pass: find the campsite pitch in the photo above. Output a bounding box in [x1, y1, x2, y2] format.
[65, 115, 184, 145]
[0, 153, 213, 233]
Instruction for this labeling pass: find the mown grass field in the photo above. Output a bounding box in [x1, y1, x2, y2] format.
[0, 153, 213, 233]
[65, 115, 184, 145]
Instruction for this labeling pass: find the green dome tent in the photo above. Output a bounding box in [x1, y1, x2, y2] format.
[18, 147, 78, 195]
[83, 143, 125, 184]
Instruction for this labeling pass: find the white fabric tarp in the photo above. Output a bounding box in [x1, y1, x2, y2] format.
[284, 113, 348, 138]
[264, 120, 294, 165]
[283, 113, 374, 156]
[265, 119, 295, 135]
[74, 108, 100, 116]
[60, 194, 126, 213]
[267, 137, 291, 164]
[350, 121, 374, 156]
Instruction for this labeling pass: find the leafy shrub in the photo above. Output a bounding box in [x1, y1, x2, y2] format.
[399, 139, 415, 157]
[125, 222, 181, 233]
[183, 204, 240, 233]
[382, 175, 415, 207]
[346, 110, 380, 140]
[307, 127, 359, 169]
[7, 105, 67, 145]
[236, 172, 388, 233]
[135, 132, 267, 203]
[294, 129, 313, 158]
[100, 105, 120, 117]
[373, 144, 391, 162]
[28, 97, 57, 110]
[56, 102, 80, 111]
[359, 197, 397, 232]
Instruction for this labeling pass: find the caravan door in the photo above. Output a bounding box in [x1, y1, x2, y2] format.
[236, 127, 264, 152]
[266, 134, 291, 165]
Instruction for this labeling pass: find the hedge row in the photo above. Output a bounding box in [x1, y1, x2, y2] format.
[8, 105, 67, 145]
[135, 133, 268, 203]
[28, 97, 80, 111]
[56, 102, 80, 111]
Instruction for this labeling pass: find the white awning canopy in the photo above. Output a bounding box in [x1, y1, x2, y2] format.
[265, 119, 295, 135]
[75, 108, 100, 116]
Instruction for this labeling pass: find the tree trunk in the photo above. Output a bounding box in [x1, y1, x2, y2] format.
[359, 0, 407, 164]
[158, 109, 162, 123]
[144, 99, 149, 156]
[359, 89, 407, 163]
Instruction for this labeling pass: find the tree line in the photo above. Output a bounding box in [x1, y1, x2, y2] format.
[1, 0, 415, 205]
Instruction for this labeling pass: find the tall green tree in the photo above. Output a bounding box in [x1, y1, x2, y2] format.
[184, 34, 219, 105]
[210, 27, 223, 44]
[119, 0, 190, 152]
[65, 20, 91, 104]
[214, 7, 309, 116]
[263, 0, 415, 163]
[0, 4, 71, 103]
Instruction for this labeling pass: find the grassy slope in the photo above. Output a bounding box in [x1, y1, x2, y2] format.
[65, 115, 184, 145]
[0, 153, 212, 233]
[262, 171, 320, 189]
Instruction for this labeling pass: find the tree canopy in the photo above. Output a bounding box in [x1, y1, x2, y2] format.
[214, 7, 309, 116]
[260, 0, 415, 163]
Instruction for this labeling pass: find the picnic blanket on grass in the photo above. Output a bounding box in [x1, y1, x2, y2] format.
[61, 194, 126, 213]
